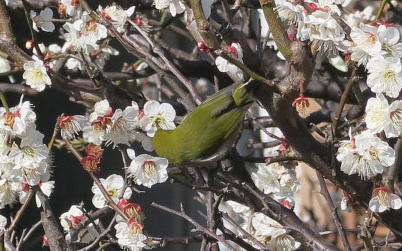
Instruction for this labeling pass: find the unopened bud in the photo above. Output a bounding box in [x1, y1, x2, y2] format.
[42, 235, 49, 246]
[308, 3, 318, 11]
[197, 41, 211, 53]
[25, 40, 35, 50]
[134, 17, 142, 26]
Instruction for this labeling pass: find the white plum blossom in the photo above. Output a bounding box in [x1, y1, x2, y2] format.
[83, 99, 112, 145]
[215, 43, 244, 79]
[36, 181, 54, 207]
[61, 41, 84, 71]
[168, 0, 185, 17]
[76, 12, 108, 43]
[269, 234, 301, 251]
[8, 130, 50, 185]
[340, 196, 353, 212]
[218, 200, 252, 234]
[82, 125, 104, 145]
[344, 6, 375, 28]
[316, 0, 342, 14]
[252, 213, 284, 236]
[63, 12, 107, 53]
[104, 102, 139, 146]
[63, 22, 91, 53]
[139, 100, 176, 137]
[90, 99, 112, 121]
[30, 7, 55, 32]
[0, 98, 36, 137]
[60, 0, 83, 17]
[58, 115, 88, 139]
[251, 163, 299, 206]
[0, 215, 6, 234]
[19, 181, 54, 207]
[84, 100, 140, 146]
[365, 93, 402, 138]
[0, 57, 11, 73]
[366, 56, 402, 98]
[0, 56, 13, 84]
[298, 10, 345, 59]
[154, 0, 185, 17]
[23, 59, 52, 92]
[4, 0, 20, 8]
[274, 0, 304, 25]
[99, 5, 135, 32]
[0, 214, 6, 229]
[91, 174, 132, 208]
[224, 200, 251, 214]
[34, 42, 61, 54]
[60, 205, 98, 243]
[369, 186, 402, 213]
[365, 93, 388, 134]
[378, 25, 402, 58]
[337, 130, 395, 179]
[92, 45, 120, 70]
[0, 169, 21, 208]
[350, 24, 382, 65]
[126, 149, 168, 188]
[251, 164, 281, 194]
[132, 131, 153, 152]
[115, 219, 146, 250]
[277, 169, 299, 194]
[252, 213, 300, 251]
[32, 44, 62, 69]
[0, 99, 52, 207]
[0, 131, 10, 155]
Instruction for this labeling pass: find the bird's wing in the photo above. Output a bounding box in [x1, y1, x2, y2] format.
[180, 96, 248, 163]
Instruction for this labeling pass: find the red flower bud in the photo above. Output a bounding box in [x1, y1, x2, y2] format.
[25, 40, 35, 50]
[197, 41, 211, 53]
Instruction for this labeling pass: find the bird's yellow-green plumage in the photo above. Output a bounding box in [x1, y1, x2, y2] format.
[152, 81, 255, 166]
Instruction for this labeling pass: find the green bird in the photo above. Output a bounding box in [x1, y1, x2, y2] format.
[152, 80, 256, 166]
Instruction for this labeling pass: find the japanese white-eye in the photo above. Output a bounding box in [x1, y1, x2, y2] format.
[152, 80, 255, 166]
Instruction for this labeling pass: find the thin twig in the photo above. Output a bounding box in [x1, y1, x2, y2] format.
[353, 237, 398, 251]
[48, 118, 60, 150]
[205, 170, 218, 250]
[246, 112, 287, 142]
[149, 19, 192, 40]
[64, 139, 129, 221]
[222, 212, 270, 250]
[0, 83, 38, 96]
[16, 221, 42, 251]
[146, 235, 203, 248]
[216, 52, 282, 93]
[316, 171, 351, 251]
[169, 173, 223, 194]
[221, 0, 233, 24]
[376, 0, 389, 20]
[70, 207, 112, 242]
[0, 92, 9, 110]
[152, 202, 238, 250]
[6, 190, 35, 235]
[385, 138, 402, 192]
[95, 242, 114, 251]
[21, 0, 44, 60]
[332, 69, 358, 138]
[231, 151, 301, 164]
[78, 214, 117, 251]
